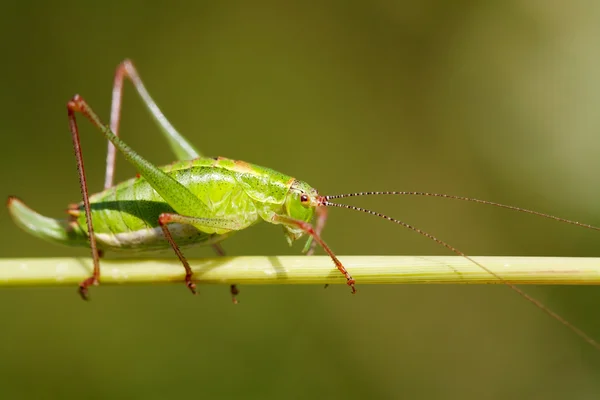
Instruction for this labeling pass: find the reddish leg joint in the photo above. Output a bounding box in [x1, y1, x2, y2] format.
[67, 95, 84, 112]
[67, 95, 102, 300]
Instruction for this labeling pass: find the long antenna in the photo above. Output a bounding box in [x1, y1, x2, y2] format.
[326, 191, 600, 232]
[322, 196, 600, 351]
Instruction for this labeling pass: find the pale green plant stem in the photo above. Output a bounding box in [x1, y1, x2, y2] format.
[0, 256, 599, 287]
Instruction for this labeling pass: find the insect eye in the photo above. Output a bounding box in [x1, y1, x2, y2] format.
[300, 194, 309, 203]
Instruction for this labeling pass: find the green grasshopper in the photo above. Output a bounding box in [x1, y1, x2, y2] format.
[7, 60, 600, 350]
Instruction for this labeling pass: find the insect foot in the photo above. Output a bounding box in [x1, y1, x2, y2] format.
[348, 279, 357, 294]
[186, 279, 197, 295]
[230, 284, 239, 304]
[78, 276, 99, 301]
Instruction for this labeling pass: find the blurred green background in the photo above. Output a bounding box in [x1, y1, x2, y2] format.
[2, 1, 600, 398]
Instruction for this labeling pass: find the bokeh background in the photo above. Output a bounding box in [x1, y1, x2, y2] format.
[2, 1, 600, 398]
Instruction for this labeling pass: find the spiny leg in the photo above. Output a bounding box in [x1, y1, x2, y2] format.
[104, 61, 126, 189]
[67, 100, 102, 299]
[211, 243, 239, 304]
[70, 94, 245, 299]
[68, 94, 214, 298]
[105, 59, 202, 189]
[158, 214, 196, 294]
[274, 215, 355, 293]
[159, 213, 247, 295]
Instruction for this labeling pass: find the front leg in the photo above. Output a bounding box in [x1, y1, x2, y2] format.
[272, 214, 356, 294]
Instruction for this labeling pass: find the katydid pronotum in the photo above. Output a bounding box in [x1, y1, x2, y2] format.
[7, 60, 600, 350]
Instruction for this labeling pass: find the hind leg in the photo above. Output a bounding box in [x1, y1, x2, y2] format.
[104, 59, 202, 189]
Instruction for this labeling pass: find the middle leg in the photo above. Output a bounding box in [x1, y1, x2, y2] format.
[158, 213, 246, 295]
[211, 243, 240, 304]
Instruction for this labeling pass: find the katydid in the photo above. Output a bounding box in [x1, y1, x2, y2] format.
[7, 60, 600, 350]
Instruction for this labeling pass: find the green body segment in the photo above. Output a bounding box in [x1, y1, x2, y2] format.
[76, 156, 296, 251]
[9, 156, 317, 253]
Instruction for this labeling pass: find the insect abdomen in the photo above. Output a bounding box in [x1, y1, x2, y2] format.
[77, 169, 210, 251]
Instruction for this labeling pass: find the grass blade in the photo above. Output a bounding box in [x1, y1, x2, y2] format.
[1, 256, 599, 287]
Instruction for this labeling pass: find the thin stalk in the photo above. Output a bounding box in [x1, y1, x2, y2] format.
[0, 256, 599, 287]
